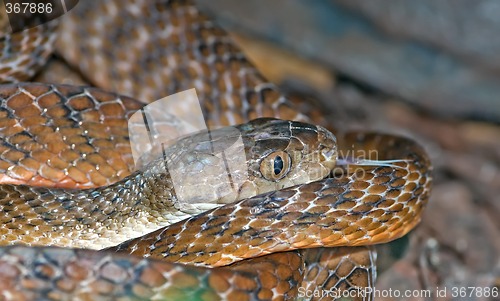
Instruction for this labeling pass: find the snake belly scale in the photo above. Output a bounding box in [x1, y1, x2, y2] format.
[0, 0, 433, 300]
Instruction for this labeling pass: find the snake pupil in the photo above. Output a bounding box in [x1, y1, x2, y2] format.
[273, 156, 284, 175]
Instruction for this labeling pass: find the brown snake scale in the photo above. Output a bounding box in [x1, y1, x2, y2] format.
[0, 0, 432, 300]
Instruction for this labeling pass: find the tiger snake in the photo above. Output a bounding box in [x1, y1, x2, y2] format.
[0, 0, 432, 300]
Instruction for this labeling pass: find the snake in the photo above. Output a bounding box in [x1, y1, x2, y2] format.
[0, 0, 433, 300]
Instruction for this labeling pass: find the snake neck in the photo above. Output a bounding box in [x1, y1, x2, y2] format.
[97, 166, 177, 217]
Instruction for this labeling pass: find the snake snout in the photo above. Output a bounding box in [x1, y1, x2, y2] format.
[316, 125, 338, 170]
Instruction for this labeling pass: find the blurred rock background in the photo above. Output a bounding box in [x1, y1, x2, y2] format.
[197, 0, 500, 300]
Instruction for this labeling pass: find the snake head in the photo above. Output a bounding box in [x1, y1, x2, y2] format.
[138, 118, 337, 219]
[236, 118, 337, 199]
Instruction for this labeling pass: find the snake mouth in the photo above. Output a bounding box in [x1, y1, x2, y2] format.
[321, 148, 337, 170]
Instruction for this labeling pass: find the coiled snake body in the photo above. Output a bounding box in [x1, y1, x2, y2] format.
[0, 1, 432, 300]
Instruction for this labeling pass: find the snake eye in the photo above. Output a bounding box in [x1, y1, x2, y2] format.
[260, 151, 291, 181]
